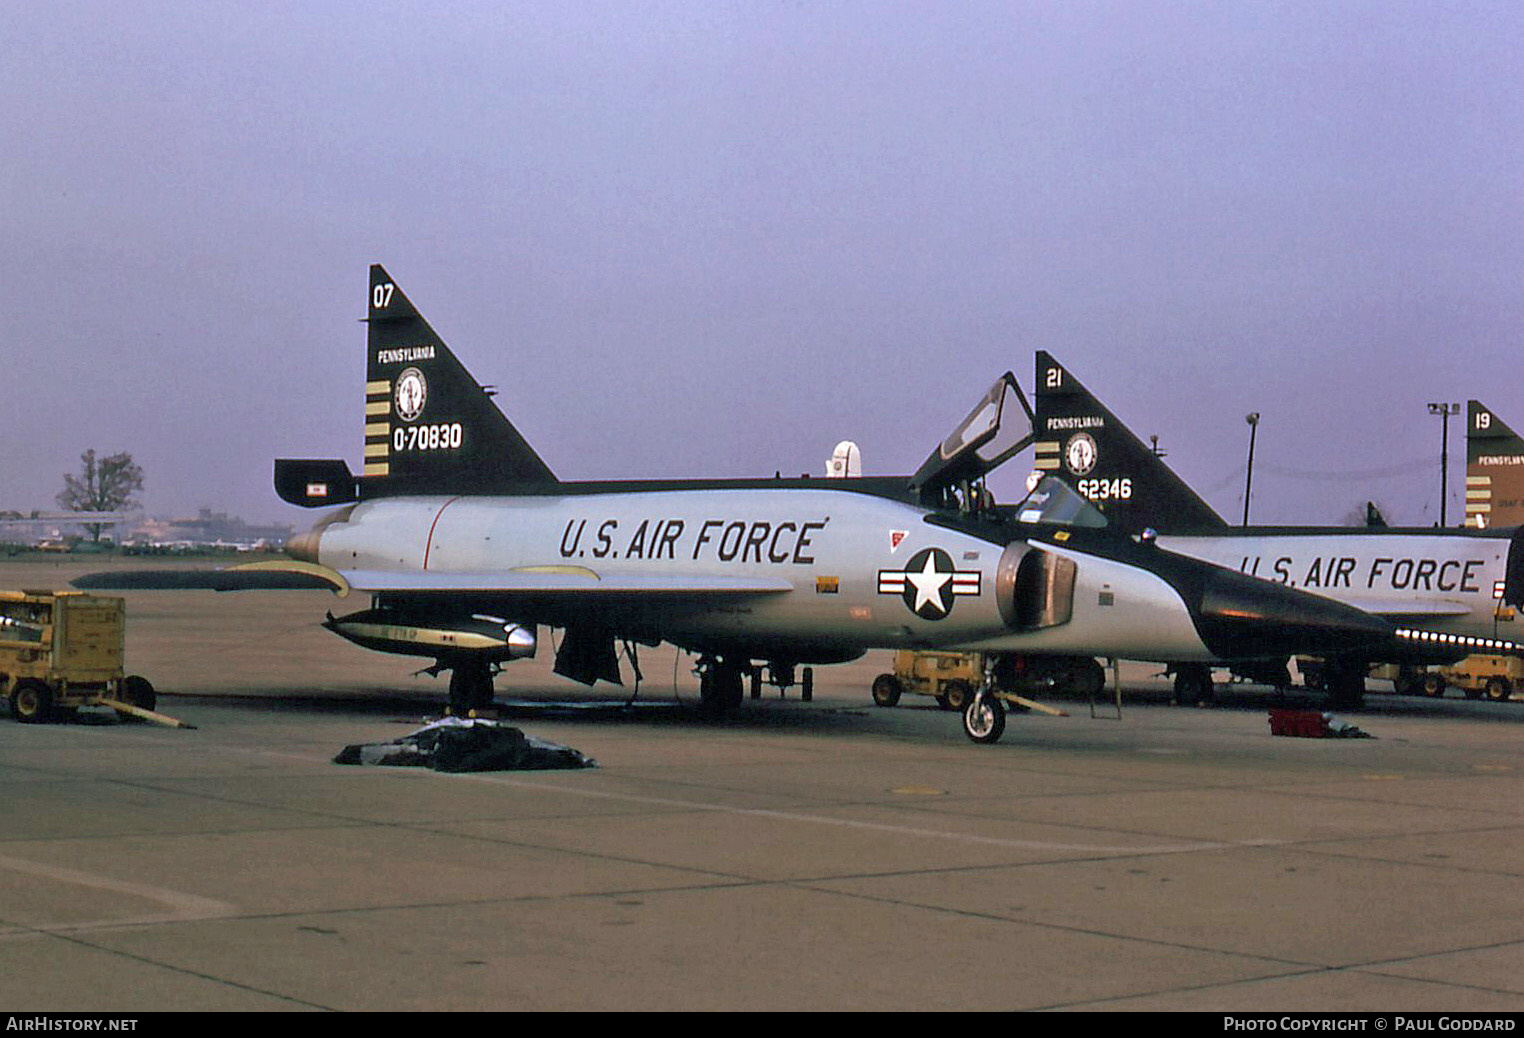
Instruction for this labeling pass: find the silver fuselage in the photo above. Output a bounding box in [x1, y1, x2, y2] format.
[309, 488, 1229, 663]
[1163, 529, 1518, 652]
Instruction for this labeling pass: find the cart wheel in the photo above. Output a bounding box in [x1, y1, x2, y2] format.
[1485, 677, 1511, 702]
[943, 680, 974, 711]
[1420, 673, 1445, 698]
[123, 675, 156, 712]
[962, 692, 1005, 744]
[871, 674, 903, 708]
[13, 679, 54, 724]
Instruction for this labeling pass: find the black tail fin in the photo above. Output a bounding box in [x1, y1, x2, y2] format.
[363, 265, 557, 495]
[1466, 400, 1524, 529]
[1034, 351, 1226, 533]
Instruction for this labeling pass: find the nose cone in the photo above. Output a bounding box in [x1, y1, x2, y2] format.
[1193, 568, 1393, 660]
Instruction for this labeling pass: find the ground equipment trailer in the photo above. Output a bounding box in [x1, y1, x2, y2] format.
[872, 649, 984, 711]
[0, 590, 163, 724]
[871, 649, 1103, 711]
[1382, 655, 1524, 702]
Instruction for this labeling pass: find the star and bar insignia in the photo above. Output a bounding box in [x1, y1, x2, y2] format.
[877, 547, 981, 620]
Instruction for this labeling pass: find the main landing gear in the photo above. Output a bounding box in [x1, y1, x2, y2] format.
[1322, 660, 1366, 711]
[698, 658, 746, 716]
[698, 657, 813, 716]
[447, 659, 496, 715]
[1171, 663, 1216, 706]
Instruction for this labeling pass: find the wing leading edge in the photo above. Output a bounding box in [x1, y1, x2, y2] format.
[74, 562, 793, 598]
[339, 568, 794, 596]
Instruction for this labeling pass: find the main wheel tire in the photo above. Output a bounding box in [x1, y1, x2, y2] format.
[700, 663, 745, 717]
[962, 692, 1006, 744]
[1072, 658, 1106, 697]
[448, 662, 494, 714]
[723, 666, 745, 711]
[871, 674, 903, 708]
[1326, 668, 1366, 711]
[13, 679, 54, 724]
[1173, 666, 1212, 706]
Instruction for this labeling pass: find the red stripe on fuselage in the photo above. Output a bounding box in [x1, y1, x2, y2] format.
[422, 497, 462, 570]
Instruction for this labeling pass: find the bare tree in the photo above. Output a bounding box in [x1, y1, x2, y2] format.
[56, 449, 143, 542]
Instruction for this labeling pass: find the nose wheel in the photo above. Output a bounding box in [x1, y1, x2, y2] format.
[962, 689, 1006, 743]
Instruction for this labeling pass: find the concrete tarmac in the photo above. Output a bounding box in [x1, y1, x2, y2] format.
[3, 556, 1524, 1011]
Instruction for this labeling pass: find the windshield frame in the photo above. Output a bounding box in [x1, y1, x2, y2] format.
[910, 372, 1035, 501]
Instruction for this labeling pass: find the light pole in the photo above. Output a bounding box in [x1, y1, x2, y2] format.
[1429, 402, 1460, 526]
[1243, 413, 1259, 526]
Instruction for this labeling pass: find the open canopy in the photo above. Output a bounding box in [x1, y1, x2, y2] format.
[911, 372, 1035, 502]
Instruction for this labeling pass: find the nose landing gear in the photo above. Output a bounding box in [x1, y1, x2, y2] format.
[962, 653, 1007, 744]
[961, 690, 1006, 743]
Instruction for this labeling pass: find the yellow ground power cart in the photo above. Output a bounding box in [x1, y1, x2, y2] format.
[1386, 655, 1524, 702]
[872, 649, 983, 710]
[1358, 657, 1522, 702]
[1436, 655, 1524, 701]
[0, 590, 173, 725]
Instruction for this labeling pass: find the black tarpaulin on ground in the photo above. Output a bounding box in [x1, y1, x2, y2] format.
[334, 717, 597, 771]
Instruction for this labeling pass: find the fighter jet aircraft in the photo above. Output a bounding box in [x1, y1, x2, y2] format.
[80, 269, 1396, 741]
[1034, 350, 1524, 707]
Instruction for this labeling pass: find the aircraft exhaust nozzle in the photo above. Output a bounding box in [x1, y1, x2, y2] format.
[285, 526, 322, 564]
[1192, 569, 1394, 660]
[285, 505, 356, 565]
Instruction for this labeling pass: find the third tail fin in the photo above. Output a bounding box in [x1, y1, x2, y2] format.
[1467, 400, 1524, 529]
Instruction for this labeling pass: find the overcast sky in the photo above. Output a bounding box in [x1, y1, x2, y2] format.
[4, 1, 1521, 528]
